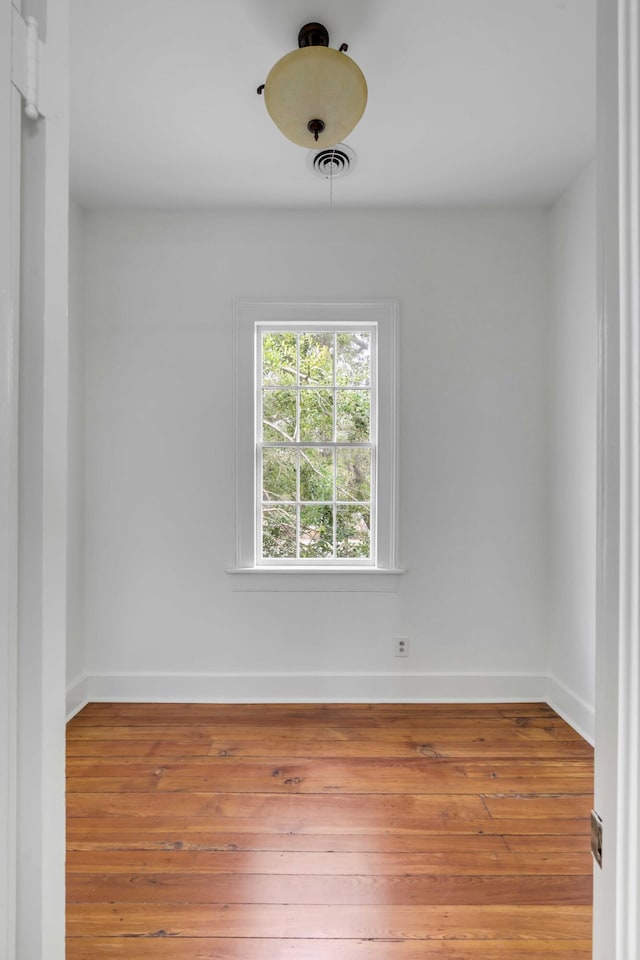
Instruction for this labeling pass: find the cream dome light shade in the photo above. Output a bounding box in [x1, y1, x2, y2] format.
[260, 23, 367, 149]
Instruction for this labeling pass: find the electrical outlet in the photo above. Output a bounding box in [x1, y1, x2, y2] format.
[394, 637, 410, 658]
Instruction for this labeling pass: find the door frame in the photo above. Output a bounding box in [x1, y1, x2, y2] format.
[0, 0, 69, 957]
[0, 0, 21, 954]
[593, 0, 640, 956]
[0, 0, 638, 956]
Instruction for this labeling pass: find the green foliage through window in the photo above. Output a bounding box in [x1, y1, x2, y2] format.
[259, 328, 373, 562]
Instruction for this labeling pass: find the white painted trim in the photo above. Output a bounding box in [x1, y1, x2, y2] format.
[83, 671, 549, 705]
[65, 674, 89, 721]
[226, 565, 407, 574]
[0, 1, 21, 954]
[615, 0, 640, 952]
[68, 672, 599, 732]
[545, 675, 595, 745]
[594, 0, 622, 954]
[14, 0, 69, 956]
[595, 0, 640, 955]
[226, 566, 405, 592]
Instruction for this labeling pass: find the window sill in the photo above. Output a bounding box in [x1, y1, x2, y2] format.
[225, 565, 406, 592]
[227, 566, 406, 575]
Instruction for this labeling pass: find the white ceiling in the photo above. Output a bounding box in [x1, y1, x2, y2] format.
[70, 0, 596, 209]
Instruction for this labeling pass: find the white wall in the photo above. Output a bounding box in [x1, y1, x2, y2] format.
[67, 197, 86, 709]
[77, 207, 552, 701]
[548, 163, 597, 738]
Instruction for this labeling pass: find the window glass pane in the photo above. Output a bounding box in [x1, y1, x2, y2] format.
[336, 332, 370, 386]
[300, 505, 334, 558]
[336, 505, 371, 558]
[262, 504, 297, 558]
[300, 448, 333, 502]
[263, 389, 297, 441]
[336, 390, 370, 441]
[300, 390, 333, 441]
[262, 448, 297, 502]
[336, 448, 371, 502]
[299, 332, 333, 386]
[262, 332, 297, 385]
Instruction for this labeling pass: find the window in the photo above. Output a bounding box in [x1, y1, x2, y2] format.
[232, 301, 400, 574]
[260, 326, 374, 563]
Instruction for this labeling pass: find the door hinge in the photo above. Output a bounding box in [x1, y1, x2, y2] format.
[11, 7, 50, 119]
[590, 809, 603, 868]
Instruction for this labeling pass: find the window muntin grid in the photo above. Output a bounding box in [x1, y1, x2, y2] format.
[257, 324, 377, 565]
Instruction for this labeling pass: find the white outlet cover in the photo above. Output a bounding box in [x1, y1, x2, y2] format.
[394, 637, 410, 657]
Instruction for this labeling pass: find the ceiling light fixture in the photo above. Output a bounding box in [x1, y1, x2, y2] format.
[257, 22, 368, 149]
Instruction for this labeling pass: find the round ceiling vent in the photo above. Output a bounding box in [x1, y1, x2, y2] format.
[307, 143, 357, 180]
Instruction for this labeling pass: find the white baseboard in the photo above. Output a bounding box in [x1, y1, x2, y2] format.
[79, 671, 548, 706]
[68, 672, 593, 742]
[66, 673, 89, 720]
[546, 674, 595, 745]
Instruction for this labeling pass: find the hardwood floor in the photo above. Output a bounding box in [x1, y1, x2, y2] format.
[66, 702, 594, 959]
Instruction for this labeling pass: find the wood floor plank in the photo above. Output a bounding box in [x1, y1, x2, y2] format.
[65, 834, 589, 853]
[484, 796, 593, 819]
[67, 739, 214, 758]
[67, 791, 491, 821]
[65, 826, 508, 853]
[66, 823, 510, 852]
[66, 902, 593, 939]
[504, 834, 591, 852]
[66, 757, 594, 776]
[66, 848, 592, 876]
[66, 773, 594, 795]
[65, 757, 594, 798]
[65, 938, 594, 960]
[67, 812, 589, 839]
[67, 702, 594, 955]
[66, 871, 593, 905]
[66, 718, 581, 742]
[65, 735, 594, 760]
[408, 739, 593, 759]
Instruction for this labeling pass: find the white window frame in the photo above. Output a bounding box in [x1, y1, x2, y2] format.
[231, 300, 401, 575]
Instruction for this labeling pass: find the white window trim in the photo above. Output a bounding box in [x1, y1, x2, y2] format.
[229, 300, 403, 578]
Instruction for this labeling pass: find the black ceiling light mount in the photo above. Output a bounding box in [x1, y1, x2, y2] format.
[297, 22, 329, 48]
[307, 118, 325, 142]
[257, 22, 368, 149]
